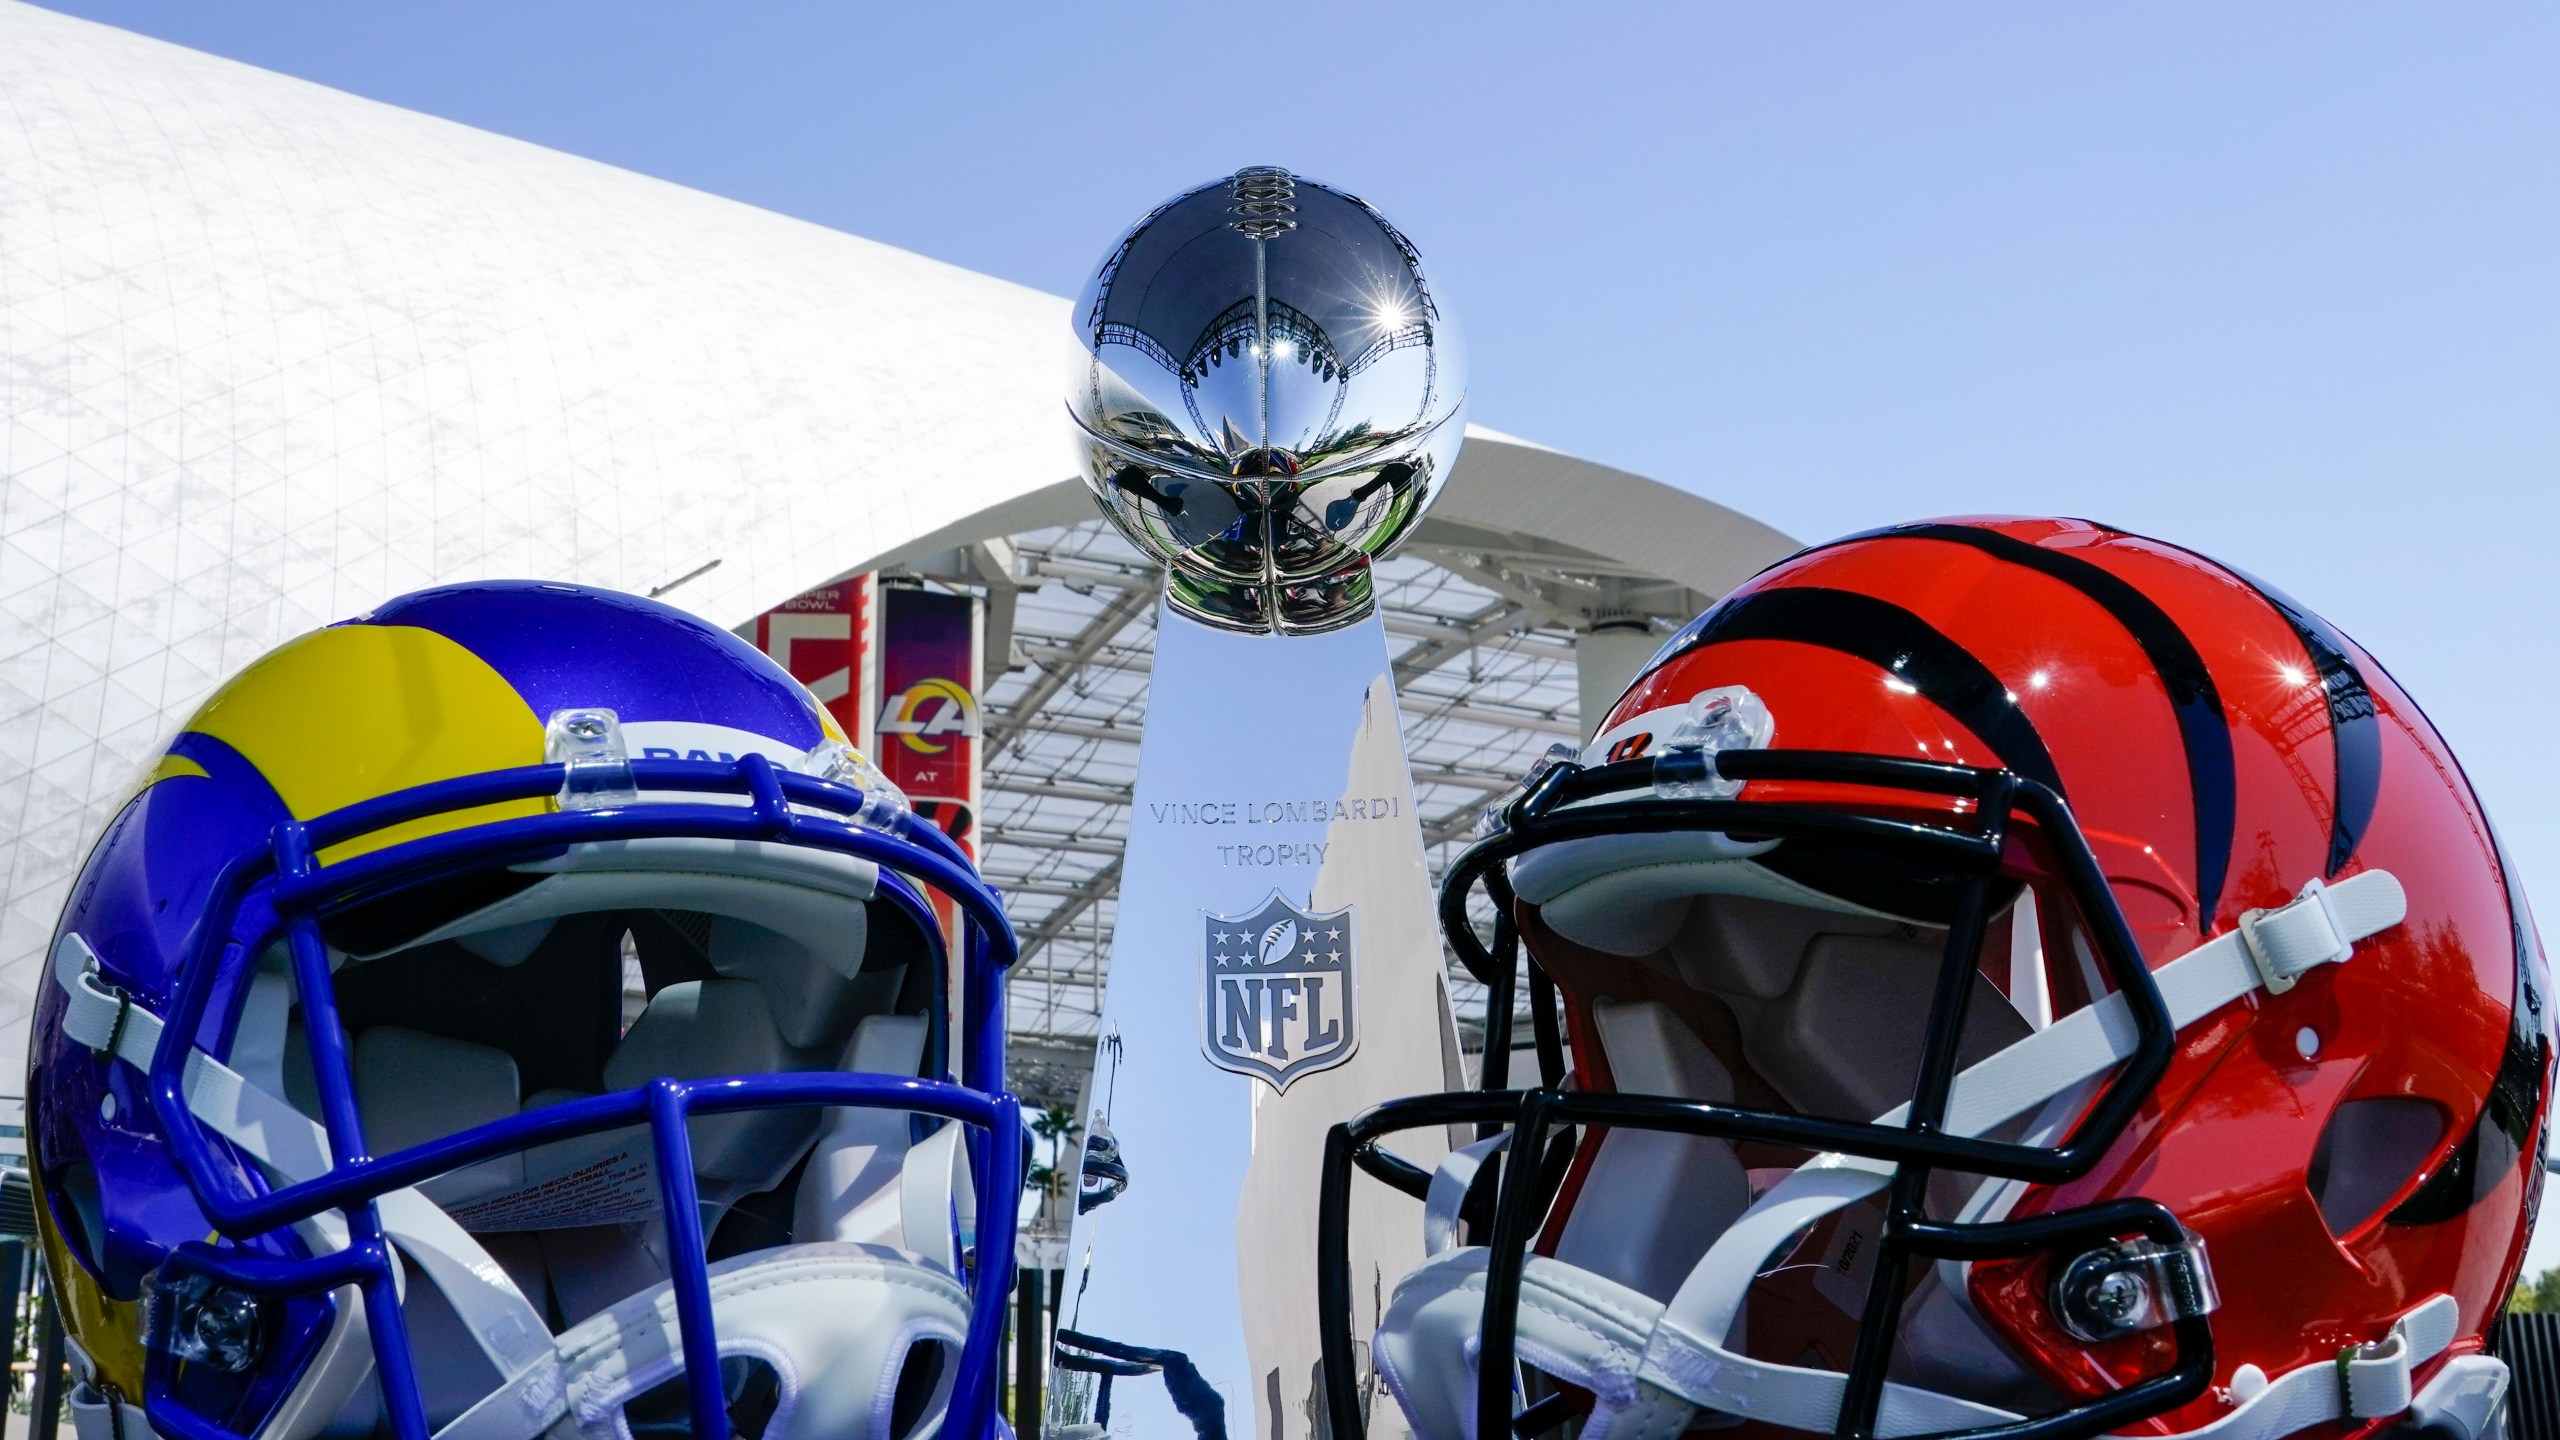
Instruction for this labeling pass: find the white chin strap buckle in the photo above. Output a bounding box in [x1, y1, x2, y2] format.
[2238, 876, 2354, 995]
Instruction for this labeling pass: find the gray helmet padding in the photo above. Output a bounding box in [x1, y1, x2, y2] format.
[1511, 831, 1893, 958]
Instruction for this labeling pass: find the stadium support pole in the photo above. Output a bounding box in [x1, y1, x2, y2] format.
[1015, 1267, 1047, 1434]
[29, 1287, 63, 1440]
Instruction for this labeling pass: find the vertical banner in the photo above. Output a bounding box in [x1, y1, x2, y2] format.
[876, 585, 984, 1078]
[875, 584, 985, 939]
[751, 575, 877, 753]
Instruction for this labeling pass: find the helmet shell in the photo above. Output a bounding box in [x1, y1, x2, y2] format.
[24, 582, 850, 1418]
[1584, 518, 2545, 1425]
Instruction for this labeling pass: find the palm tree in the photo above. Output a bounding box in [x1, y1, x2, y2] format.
[1025, 1104, 1082, 1230]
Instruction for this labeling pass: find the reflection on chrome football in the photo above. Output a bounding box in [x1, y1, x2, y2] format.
[1068, 167, 1467, 636]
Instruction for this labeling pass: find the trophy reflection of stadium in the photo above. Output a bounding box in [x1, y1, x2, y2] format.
[0, 5, 1799, 1433]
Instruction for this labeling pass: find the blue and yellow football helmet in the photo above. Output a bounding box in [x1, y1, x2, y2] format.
[24, 582, 1020, 1440]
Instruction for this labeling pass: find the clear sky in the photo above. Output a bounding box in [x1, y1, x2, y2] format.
[28, 0, 2560, 1258]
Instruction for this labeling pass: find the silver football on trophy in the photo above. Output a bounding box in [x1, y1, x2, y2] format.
[1069, 167, 1467, 635]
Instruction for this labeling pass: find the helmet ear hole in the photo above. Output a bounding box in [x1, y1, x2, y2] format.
[52, 1155, 108, 1279]
[623, 1355, 783, 1440]
[2308, 1096, 2447, 1236]
[887, 1339, 953, 1440]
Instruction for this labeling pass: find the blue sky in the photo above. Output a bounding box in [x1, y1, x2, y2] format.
[31, 0, 2560, 1254]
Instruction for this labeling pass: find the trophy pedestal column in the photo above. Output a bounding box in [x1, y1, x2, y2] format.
[1049, 604, 1458, 1440]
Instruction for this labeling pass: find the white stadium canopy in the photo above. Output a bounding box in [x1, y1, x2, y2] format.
[0, 0, 1796, 1080]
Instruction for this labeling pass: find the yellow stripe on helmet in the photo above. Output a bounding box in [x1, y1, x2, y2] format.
[186, 624, 548, 862]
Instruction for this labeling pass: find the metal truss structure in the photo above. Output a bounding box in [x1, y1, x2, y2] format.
[928, 518, 1713, 1107]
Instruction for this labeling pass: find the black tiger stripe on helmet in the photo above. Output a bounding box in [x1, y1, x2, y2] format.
[1658, 518, 2401, 931]
[1867, 522, 2240, 925]
[1644, 584, 2066, 797]
[2187, 560, 2381, 882]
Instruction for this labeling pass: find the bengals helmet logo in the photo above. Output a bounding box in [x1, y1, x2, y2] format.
[1605, 731, 1653, 764]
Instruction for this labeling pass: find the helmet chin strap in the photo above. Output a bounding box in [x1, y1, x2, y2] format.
[1381, 1173, 2465, 1440]
[1378, 871, 2452, 1440]
[1865, 871, 2405, 1143]
[435, 1243, 968, 1440]
[52, 932, 974, 1440]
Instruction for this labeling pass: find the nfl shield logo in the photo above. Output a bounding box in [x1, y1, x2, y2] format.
[1201, 891, 1358, 1092]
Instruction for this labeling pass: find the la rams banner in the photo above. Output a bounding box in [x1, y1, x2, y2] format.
[876, 585, 982, 847]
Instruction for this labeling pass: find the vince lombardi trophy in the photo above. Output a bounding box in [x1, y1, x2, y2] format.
[1048, 169, 1468, 1440]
